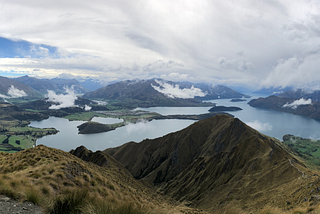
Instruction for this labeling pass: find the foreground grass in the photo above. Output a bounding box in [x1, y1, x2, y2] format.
[0, 145, 173, 214]
[2, 145, 319, 214]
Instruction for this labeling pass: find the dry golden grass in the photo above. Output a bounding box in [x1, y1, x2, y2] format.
[2, 144, 320, 213]
[0, 145, 205, 214]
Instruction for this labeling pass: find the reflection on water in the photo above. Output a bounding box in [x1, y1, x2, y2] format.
[30, 117, 195, 152]
[31, 96, 320, 152]
[138, 97, 320, 141]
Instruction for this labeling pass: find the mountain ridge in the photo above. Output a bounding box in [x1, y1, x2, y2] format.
[82, 79, 249, 108]
[98, 115, 317, 212]
[12, 75, 90, 94]
[0, 76, 42, 100]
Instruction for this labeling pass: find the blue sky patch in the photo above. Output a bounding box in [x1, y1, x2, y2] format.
[0, 37, 58, 58]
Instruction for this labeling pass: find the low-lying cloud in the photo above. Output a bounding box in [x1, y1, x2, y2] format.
[47, 87, 78, 110]
[246, 120, 273, 132]
[282, 98, 312, 109]
[151, 80, 207, 99]
[125, 120, 153, 135]
[0, 85, 27, 100]
[7, 85, 27, 98]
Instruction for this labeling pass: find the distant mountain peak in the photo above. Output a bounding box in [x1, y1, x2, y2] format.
[82, 78, 249, 107]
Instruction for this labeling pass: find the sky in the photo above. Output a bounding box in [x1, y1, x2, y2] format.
[1, 0, 320, 91]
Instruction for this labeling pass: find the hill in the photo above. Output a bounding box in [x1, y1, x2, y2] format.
[0, 145, 205, 214]
[82, 79, 249, 108]
[1, 115, 320, 213]
[101, 114, 319, 213]
[278, 89, 320, 101]
[13, 76, 90, 94]
[0, 76, 42, 100]
[248, 95, 320, 120]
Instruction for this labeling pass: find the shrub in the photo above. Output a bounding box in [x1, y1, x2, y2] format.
[25, 187, 41, 205]
[46, 188, 89, 214]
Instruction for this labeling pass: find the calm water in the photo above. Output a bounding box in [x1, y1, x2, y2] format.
[138, 97, 320, 140]
[30, 96, 320, 152]
[30, 117, 195, 152]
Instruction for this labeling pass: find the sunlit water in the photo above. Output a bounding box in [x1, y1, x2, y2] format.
[30, 96, 320, 152]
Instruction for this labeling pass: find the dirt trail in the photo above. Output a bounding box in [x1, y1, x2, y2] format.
[0, 195, 43, 214]
[289, 159, 308, 178]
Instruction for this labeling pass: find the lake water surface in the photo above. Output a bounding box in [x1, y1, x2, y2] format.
[30, 96, 320, 152]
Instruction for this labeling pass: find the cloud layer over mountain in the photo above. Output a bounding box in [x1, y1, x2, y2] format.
[0, 85, 27, 99]
[47, 87, 78, 110]
[1, 1, 320, 90]
[151, 80, 206, 99]
[282, 98, 313, 109]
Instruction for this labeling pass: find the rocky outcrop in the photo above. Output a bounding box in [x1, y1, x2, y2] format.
[70, 146, 109, 167]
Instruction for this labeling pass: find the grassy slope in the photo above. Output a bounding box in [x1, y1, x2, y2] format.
[105, 115, 320, 213]
[0, 145, 204, 214]
[283, 134, 320, 168]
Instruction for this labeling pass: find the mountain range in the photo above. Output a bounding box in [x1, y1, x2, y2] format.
[13, 75, 90, 94]
[82, 79, 249, 107]
[0, 76, 42, 100]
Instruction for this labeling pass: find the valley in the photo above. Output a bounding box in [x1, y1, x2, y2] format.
[2, 76, 320, 213]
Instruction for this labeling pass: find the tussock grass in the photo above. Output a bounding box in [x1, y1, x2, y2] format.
[0, 145, 168, 214]
[25, 186, 41, 205]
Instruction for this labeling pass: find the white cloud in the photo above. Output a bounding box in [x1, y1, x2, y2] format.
[47, 86, 78, 109]
[0, 85, 27, 99]
[151, 80, 207, 99]
[125, 120, 153, 135]
[84, 105, 92, 111]
[282, 98, 312, 109]
[1, 1, 320, 90]
[246, 120, 273, 132]
[7, 85, 27, 98]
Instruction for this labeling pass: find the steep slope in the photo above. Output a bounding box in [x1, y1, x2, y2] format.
[104, 115, 319, 212]
[0, 145, 201, 214]
[0, 76, 42, 99]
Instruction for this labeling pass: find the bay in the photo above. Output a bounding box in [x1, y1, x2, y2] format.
[30, 96, 320, 152]
[138, 97, 320, 140]
[30, 117, 195, 152]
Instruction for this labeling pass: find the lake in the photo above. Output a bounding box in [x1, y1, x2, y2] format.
[30, 96, 320, 152]
[30, 117, 196, 152]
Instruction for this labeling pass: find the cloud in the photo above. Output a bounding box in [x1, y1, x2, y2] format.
[151, 79, 207, 99]
[84, 105, 92, 111]
[282, 98, 312, 109]
[125, 120, 152, 135]
[1, 1, 320, 90]
[7, 85, 27, 98]
[246, 120, 273, 132]
[47, 86, 78, 109]
[0, 85, 27, 99]
[261, 45, 320, 89]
